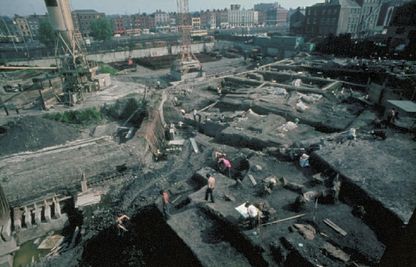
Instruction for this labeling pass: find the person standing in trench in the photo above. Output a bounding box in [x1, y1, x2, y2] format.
[160, 190, 170, 219]
[205, 173, 216, 203]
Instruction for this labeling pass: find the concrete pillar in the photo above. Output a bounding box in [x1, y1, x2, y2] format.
[44, 200, 51, 222]
[0, 185, 10, 227]
[81, 173, 88, 193]
[23, 206, 32, 229]
[53, 197, 61, 218]
[34, 203, 41, 225]
[0, 218, 12, 241]
[13, 209, 22, 232]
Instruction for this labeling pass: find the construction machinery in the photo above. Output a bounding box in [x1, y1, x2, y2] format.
[44, 0, 98, 105]
[170, 0, 204, 81]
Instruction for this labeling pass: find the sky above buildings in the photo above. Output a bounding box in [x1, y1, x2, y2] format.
[0, 0, 320, 16]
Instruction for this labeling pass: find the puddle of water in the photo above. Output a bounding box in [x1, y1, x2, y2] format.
[13, 238, 50, 267]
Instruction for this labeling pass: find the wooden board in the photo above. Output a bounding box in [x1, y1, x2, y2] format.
[323, 218, 347, 236]
[248, 174, 257, 186]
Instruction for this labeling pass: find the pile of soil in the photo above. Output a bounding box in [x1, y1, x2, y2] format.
[0, 116, 80, 156]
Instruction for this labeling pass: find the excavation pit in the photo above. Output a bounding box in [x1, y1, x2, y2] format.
[81, 206, 201, 267]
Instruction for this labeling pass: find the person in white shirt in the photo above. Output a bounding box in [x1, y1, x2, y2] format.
[245, 202, 259, 228]
[205, 174, 216, 203]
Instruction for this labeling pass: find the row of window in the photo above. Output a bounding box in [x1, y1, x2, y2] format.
[347, 23, 358, 33]
[306, 8, 338, 16]
[306, 17, 337, 25]
[75, 15, 101, 20]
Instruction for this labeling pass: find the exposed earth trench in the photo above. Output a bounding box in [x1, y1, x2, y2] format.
[2, 55, 415, 267]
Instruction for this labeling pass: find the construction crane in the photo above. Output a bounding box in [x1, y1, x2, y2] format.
[177, 0, 193, 63]
[170, 0, 204, 81]
[44, 0, 98, 105]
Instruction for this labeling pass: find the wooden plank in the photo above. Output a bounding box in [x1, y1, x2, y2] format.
[323, 218, 347, 236]
[190, 138, 199, 153]
[325, 219, 345, 235]
[248, 174, 257, 186]
[168, 139, 185, 146]
[261, 214, 306, 227]
[198, 100, 219, 113]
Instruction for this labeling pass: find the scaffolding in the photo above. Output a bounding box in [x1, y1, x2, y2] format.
[171, 0, 204, 81]
[45, 0, 98, 105]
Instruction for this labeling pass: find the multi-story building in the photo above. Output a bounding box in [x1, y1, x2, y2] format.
[110, 15, 125, 35]
[304, 0, 361, 36]
[355, 0, 384, 36]
[274, 6, 289, 26]
[254, 3, 288, 26]
[72, 9, 105, 36]
[14, 15, 32, 40]
[214, 9, 229, 28]
[254, 3, 277, 12]
[155, 10, 170, 27]
[385, 1, 416, 51]
[228, 5, 259, 27]
[131, 13, 155, 31]
[0, 16, 22, 42]
[200, 10, 216, 29]
[375, 0, 409, 33]
[192, 17, 201, 30]
[289, 8, 306, 34]
[254, 3, 277, 25]
[26, 14, 47, 40]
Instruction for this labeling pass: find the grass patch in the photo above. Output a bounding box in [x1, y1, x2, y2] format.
[98, 64, 118, 75]
[44, 107, 103, 125]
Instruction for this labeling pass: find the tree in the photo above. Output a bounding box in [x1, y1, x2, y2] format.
[90, 17, 113, 41]
[38, 19, 56, 47]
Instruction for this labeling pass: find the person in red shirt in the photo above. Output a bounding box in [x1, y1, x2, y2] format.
[160, 190, 170, 219]
[217, 153, 232, 178]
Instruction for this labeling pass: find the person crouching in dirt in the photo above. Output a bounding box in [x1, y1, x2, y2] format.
[386, 108, 398, 126]
[116, 214, 130, 236]
[160, 190, 170, 219]
[216, 152, 232, 178]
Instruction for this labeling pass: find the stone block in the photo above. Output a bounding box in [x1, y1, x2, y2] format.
[34, 204, 41, 225]
[53, 198, 61, 218]
[44, 201, 51, 223]
[23, 207, 32, 229]
[0, 219, 12, 241]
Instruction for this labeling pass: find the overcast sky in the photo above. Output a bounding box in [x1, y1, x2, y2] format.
[0, 0, 320, 16]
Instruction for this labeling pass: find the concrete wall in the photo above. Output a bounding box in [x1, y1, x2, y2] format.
[0, 186, 9, 226]
[8, 42, 215, 67]
[137, 93, 167, 155]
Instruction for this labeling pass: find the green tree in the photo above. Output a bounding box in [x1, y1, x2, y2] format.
[90, 17, 113, 41]
[38, 19, 56, 47]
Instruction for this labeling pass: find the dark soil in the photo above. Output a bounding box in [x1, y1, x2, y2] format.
[82, 206, 201, 267]
[0, 116, 80, 156]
